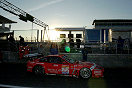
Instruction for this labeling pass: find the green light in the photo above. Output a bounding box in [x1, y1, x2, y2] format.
[65, 46, 70, 52]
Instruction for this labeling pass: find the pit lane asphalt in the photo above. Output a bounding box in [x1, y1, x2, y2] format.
[0, 63, 132, 88]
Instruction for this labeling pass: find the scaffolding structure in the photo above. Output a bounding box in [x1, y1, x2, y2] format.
[0, 0, 49, 41]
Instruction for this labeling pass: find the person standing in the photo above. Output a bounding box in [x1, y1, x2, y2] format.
[82, 47, 88, 61]
[76, 39, 81, 48]
[117, 36, 124, 53]
[69, 39, 74, 48]
[8, 35, 15, 43]
[19, 36, 24, 46]
[8, 35, 16, 51]
[50, 43, 58, 55]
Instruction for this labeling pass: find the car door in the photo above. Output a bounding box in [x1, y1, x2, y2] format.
[61, 62, 76, 75]
[46, 56, 62, 74]
[38, 56, 57, 74]
[39, 57, 51, 74]
[61, 63, 70, 75]
[58, 56, 74, 75]
[48, 56, 72, 75]
[55, 57, 69, 75]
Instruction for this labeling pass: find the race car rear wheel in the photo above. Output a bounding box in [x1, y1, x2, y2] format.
[33, 65, 45, 75]
[79, 68, 91, 79]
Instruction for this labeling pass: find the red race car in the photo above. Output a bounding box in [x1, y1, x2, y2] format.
[27, 55, 104, 79]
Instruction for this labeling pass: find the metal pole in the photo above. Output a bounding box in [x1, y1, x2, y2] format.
[104, 30, 106, 54]
[43, 27, 46, 42]
[83, 28, 85, 47]
[12, 30, 14, 38]
[69, 31, 71, 42]
[37, 30, 39, 51]
[41, 30, 43, 42]
[46, 26, 50, 41]
[31, 22, 33, 42]
[100, 29, 102, 43]
[37, 30, 39, 42]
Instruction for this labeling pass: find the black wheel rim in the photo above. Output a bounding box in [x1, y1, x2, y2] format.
[80, 68, 91, 78]
[34, 66, 44, 75]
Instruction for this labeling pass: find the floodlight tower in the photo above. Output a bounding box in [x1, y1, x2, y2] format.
[0, 0, 49, 41]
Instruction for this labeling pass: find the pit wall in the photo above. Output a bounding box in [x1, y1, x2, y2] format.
[2, 51, 19, 62]
[60, 53, 132, 68]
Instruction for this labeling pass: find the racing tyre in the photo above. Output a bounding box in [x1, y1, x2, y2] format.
[79, 68, 91, 79]
[33, 65, 45, 75]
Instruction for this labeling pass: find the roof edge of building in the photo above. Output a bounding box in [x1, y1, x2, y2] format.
[92, 19, 132, 25]
[0, 15, 17, 24]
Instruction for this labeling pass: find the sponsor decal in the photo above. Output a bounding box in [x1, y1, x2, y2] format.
[27, 69, 31, 70]
[72, 69, 75, 74]
[94, 70, 102, 74]
[74, 65, 77, 67]
[47, 69, 58, 73]
[90, 63, 96, 71]
[71, 66, 73, 69]
[27, 66, 33, 68]
[58, 69, 62, 72]
[62, 65, 69, 74]
[53, 64, 58, 67]
[36, 63, 44, 64]
[30, 62, 35, 64]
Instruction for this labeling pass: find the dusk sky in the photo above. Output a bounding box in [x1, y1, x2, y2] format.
[1, 0, 132, 30]
[0, 0, 132, 40]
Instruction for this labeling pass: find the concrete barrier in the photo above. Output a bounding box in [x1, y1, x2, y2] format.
[2, 51, 19, 62]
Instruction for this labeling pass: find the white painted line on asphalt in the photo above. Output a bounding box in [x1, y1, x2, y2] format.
[0, 84, 32, 88]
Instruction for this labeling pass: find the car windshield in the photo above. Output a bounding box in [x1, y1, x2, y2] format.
[62, 55, 75, 63]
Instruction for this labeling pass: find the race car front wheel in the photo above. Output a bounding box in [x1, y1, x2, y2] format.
[80, 68, 91, 79]
[34, 65, 45, 75]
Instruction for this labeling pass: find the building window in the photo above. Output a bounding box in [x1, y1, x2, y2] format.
[60, 34, 66, 38]
[68, 34, 73, 38]
[76, 34, 82, 38]
[0, 35, 7, 40]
